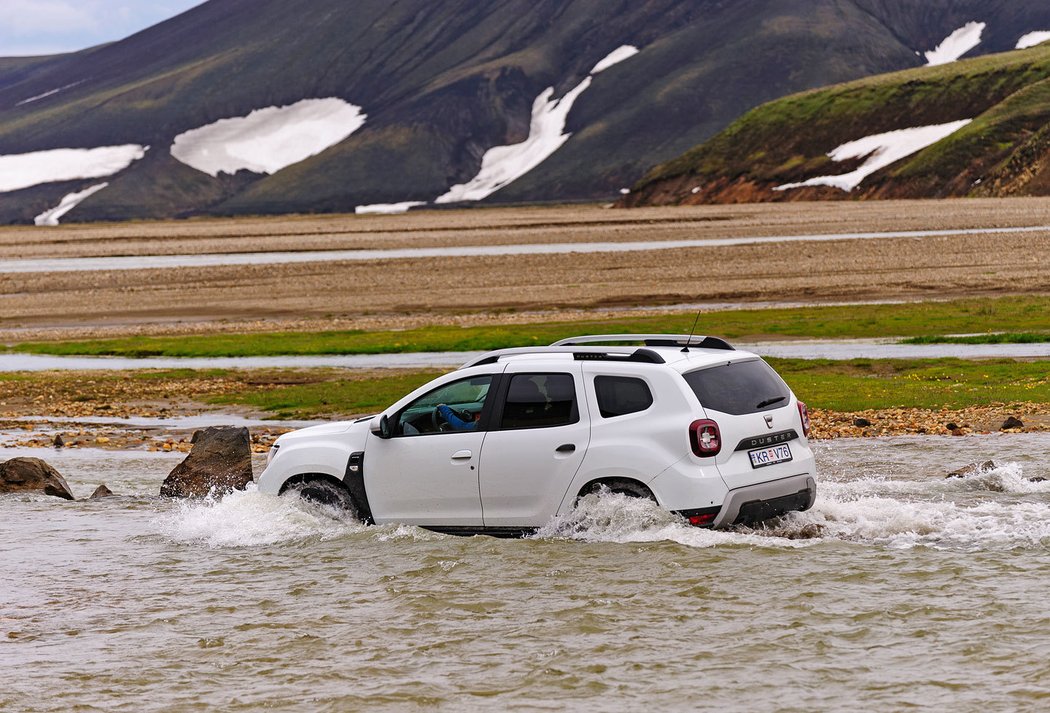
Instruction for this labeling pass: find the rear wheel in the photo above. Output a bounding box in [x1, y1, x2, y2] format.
[581, 478, 656, 502]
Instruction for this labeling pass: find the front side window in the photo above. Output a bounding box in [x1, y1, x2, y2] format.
[500, 373, 578, 429]
[594, 376, 654, 418]
[683, 359, 790, 415]
[396, 375, 493, 435]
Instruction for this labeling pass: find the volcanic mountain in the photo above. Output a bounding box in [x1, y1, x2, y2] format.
[2, 0, 1050, 223]
[623, 41, 1050, 205]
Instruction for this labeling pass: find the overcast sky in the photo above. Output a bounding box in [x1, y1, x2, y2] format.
[0, 0, 204, 57]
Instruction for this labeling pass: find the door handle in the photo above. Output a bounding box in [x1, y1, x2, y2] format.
[556, 444, 576, 453]
[451, 450, 473, 460]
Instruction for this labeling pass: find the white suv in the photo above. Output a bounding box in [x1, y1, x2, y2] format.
[258, 335, 817, 535]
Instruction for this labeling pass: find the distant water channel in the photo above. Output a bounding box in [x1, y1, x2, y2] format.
[1, 339, 1047, 372]
[2, 224, 1049, 273]
[2, 434, 1048, 711]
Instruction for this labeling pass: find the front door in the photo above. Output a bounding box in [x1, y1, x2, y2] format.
[365, 372, 496, 526]
[478, 366, 590, 527]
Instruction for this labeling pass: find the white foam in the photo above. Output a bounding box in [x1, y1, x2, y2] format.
[535, 459, 1050, 552]
[354, 201, 426, 215]
[1016, 31, 1050, 50]
[156, 483, 364, 548]
[170, 98, 366, 177]
[0, 145, 146, 193]
[33, 182, 108, 226]
[944, 461, 1050, 495]
[924, 21, 985, 66]
[534, 491, 811, 549]
[435, 45, 640, 204]
[775, 119, 972, 192]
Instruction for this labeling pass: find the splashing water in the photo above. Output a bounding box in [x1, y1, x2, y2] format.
[154, 483, 366, 548]
[533, 456, 1050, 552]
[534, 491, 813, 549]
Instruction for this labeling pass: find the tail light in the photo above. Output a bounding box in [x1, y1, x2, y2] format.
[797, 401, 810, 438]
[689, 419, 721, 457]
[688, 512, 717, 526]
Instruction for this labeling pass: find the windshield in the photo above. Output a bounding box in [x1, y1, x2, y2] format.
[683, 359, 791, 415]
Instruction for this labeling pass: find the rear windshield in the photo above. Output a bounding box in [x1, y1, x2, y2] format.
[683, 359, 790, 415]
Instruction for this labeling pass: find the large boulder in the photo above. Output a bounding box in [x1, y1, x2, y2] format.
[160, 426, 253, 498]
[0, 458, 75, 500]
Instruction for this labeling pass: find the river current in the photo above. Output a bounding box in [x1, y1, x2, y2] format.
[3, 434, 1049, 712]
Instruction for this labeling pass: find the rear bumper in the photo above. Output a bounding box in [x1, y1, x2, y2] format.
[712, 473, 816, 528]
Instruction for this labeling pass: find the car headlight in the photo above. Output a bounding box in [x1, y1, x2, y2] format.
[266, 444, 280, 466]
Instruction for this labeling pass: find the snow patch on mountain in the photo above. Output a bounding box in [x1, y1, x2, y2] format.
[16, 81, 83, 107]
[355, 201, 426, 215]
[592, 45, 639, 74]
[0, 145, 146, 193]
[774, 119, 973, 193]
[924, 22, 985, 66]
[34, 183, 109, 226]
[1016, 31, 1050, 49]
[170, 98, 366, 177]
[436, 46, 639, 204]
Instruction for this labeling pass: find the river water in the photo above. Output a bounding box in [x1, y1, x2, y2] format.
[2, 339, 1048, 373]
[2, 434, 1049, 712]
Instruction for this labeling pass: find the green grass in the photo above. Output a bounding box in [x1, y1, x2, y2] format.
[198, 359, 1050, 419]
[902, 333, 1050, 345]
[634, 41, 1050, 193]
[207, 371, 442, 420]
[770, 358, 1050, 412]
[10, 296, 1048, 358]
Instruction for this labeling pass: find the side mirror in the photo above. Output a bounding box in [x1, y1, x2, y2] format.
[371, 414, 393, 439]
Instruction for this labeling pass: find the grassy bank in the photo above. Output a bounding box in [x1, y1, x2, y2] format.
[2, 361, 1047, 437]
[902, 332, 1050, 345]
[208, 358, 1050, 418]
[769, 358, 1049, 412]
[10, 297, 1049, 358]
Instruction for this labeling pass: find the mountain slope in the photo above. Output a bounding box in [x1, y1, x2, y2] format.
[622, 42, 1050, 205]
[3, 0, 1050, 223]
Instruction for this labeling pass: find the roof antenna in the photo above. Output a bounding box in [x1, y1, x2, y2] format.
[682, 306, 702, 352]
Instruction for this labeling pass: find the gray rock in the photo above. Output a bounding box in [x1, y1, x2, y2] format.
[53, 434, 65, 448]
[160, 426, 253, 499]
[0, 458, 74, 499]
[853, 417, 872, 427]
[1001, 416, 1024, 430]
[946, 461, 997, 479]
[89, 484, 115, 499]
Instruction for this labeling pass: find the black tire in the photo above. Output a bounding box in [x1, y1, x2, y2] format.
[294, 479, 358, 516]
[581, 479, 656, 502]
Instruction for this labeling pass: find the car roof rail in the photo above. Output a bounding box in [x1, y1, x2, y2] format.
[550, 334, 735, 350]
[461, 346, 668, 369]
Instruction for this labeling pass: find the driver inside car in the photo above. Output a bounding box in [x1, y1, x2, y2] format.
[436, 404, 480, 431]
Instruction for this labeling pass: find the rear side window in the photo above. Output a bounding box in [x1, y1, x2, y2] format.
[594, 376, 653, 418]
[501, 373, 578, 429]
[683, 359, 790, 415]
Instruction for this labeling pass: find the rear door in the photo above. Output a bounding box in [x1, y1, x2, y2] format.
[477, 364, 590, 527]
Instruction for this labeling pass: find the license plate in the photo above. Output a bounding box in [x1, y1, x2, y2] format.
[748, 443, 792, 469]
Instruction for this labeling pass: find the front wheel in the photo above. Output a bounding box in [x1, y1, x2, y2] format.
[292, 479, 358, 517]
